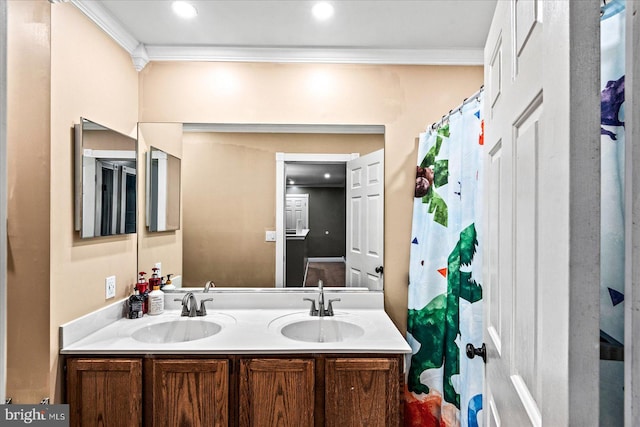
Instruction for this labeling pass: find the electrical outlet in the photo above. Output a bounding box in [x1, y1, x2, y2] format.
[105, 275, 116, 299]
[154, 262, 162, 276]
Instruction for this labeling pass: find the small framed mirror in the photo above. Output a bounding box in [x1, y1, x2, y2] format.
[74, 118, 137, 238]
[147, 146, 181, 232]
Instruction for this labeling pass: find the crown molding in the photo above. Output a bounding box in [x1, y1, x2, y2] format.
[69, 0, 139, 54]
[183, 123, 386, 134]
[145, 46, 484, 66]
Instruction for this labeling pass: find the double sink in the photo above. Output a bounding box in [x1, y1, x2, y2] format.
[130, 313, 365, 344]
[59, 289, 411, 355]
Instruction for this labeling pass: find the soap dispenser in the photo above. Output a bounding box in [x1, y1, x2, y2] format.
[163, 274, 176, 291]
[149, 267, 162, 289]
[148, 282, 164, 315]
[136, 272, 149, 314]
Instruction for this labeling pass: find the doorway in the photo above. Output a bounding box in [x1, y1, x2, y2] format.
[276, 153, 355, 287]
[275, 149, 385, 290]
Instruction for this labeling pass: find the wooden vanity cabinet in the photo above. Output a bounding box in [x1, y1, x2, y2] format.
[324, 357, 401, 427]
[239, 358, 315, 427]
[66, 354, 403, 427]
[239, 355, 403, 427]
[66, 358, 142, 427]
[145, 358, 229, 427]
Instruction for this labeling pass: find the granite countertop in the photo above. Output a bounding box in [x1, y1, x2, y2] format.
[60, 289, 411, 355]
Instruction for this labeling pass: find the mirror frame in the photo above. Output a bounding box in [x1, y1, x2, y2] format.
[74, 117, 137, 238]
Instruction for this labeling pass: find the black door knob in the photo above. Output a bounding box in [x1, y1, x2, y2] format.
[375, 266, 384, 274]
[465, 343, 486, 363]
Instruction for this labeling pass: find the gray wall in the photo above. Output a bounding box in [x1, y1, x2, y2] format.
[287, 186, 345, 257]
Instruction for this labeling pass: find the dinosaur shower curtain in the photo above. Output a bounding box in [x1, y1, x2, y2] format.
[600, 0, 625, 347]
[406, 95, 484, 427]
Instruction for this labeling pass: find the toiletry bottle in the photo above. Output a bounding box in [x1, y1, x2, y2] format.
[136, 272, 149, 314]
[149, 267, 162, 290]
[128, 288, 144, 319]
[163, 274, 176, 291]
[148, 283, 164, 315]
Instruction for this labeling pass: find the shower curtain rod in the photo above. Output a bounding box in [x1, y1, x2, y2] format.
[429, 85, 484, 132]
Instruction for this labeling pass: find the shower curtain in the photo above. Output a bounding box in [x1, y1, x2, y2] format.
[406, 95, 484, 427]
[600, 0, 626, 346]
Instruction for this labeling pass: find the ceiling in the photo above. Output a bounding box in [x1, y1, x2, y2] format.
[286, 162, 346, 187]
[71, 0, 497, 68]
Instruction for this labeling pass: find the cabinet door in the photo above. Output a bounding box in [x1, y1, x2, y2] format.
[148, 359, 228, 427]
[325, 357, 400, 427]
[67, 358, 142, 427]
[239, 358, 315, 427]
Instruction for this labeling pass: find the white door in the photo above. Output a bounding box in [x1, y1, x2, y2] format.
[482, 1, 599, 426]
[345, 149, 384, 290]
[285, 194, 308, 230]
[626, 0, 640, 423]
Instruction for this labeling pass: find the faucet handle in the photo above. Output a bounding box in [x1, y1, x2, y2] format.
[303, 298, 319, 316]
[197, 298, 214, 316]
[326, 298, 341, 316]
[174, 298, 190, 316]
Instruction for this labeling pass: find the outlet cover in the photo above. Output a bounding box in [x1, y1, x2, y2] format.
[154, 262, 162, 276]
[105, 275, 116, 299]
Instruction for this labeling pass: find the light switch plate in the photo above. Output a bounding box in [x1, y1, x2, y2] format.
[265, 231, 276, 242]
[105, 275, 116, 299]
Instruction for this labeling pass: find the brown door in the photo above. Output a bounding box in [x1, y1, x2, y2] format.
[239, 358, 314, 427]
[148, 358, 228, 427]
[67, 358, 142, 427]
[325, 357, 400, 427]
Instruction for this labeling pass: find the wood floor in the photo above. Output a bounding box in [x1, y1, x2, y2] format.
[304, 262, 345, 287]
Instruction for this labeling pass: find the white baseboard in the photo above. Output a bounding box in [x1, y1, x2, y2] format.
[308, 257, 345, 263]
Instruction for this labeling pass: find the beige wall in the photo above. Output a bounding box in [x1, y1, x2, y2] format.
[49, 3, 138, 402]
[180, 132, 383, 288]
[7, 0, 51, 404]
[139, 62, 484, 332]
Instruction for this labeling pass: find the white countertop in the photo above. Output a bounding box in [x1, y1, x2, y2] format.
[60, 289, 411, 355]
[285, 228, 310, 239]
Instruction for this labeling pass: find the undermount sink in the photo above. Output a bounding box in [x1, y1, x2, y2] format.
[132, 319, 222, 343]
[279, 318, 365, 343]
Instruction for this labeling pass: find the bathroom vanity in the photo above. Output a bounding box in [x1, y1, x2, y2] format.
[60, 290, 410, 427]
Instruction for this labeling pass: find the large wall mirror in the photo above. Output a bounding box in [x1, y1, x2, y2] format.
[74, 118, 137, 238]
[137, 123, 384, 291]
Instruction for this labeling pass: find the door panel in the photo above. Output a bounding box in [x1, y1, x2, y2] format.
[346, 149, 384, 290]
[239, 358, 314, 427]
[483, 1, 599, 426]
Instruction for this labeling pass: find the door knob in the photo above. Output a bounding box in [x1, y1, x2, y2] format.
[375, 266, 384, 274]
[465, 343, 486, 363]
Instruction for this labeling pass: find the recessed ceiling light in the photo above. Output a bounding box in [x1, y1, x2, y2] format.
[324, 173, 331, 179]
[312, 2, 334, 21]
[172, 1, 198, 19]
[289, 179, 295, 185]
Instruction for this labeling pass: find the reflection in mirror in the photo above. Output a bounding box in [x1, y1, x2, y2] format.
[136, 123, 384, 291]
[74, 118, 137, 238]
[147, 146, 181, 232]
[180, 128, 384, 289]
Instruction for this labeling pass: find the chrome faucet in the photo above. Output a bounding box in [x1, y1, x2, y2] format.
[303, 280, 340, 317]
[174, 292, 214, 317]
[203, 280, 215, 293]
[174, 292, 199, 317]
